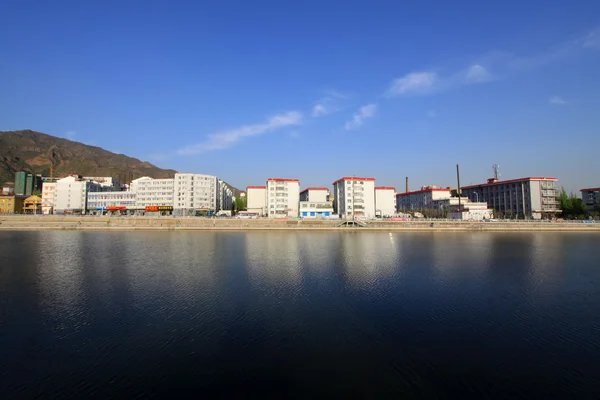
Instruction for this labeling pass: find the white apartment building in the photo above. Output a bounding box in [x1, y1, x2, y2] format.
[299, 187, 329, 202]
[375, 186, 396, 217]
[130, 176, 174, 209]
[53, 176, 104, 214]
[333, 177, 376, 219]
[461, 177, 561, 219]
[396, 186, 452, 212]
[173, 173, 218, 216]
[247, 185, 266, 216]
[218, 179, 234, 213]
[87, 191, 136, 214]
[41, 182, 56, 214]
[266, 178, 300, 218]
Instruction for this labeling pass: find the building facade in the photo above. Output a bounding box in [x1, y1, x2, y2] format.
[87, 191, 137, 214]
[396, 186, 452, 212]
[41, 182, 57, 214]
[247, 186, 266, 216]
[581, 187, 600, 212]
[15, 171, 32, 196]
[130, 177, 175, 209]
[299, 201, 334, 218]
[0, 195, 25, 214]
[173, 173, 219, 216]
[300, 187, 329, 203]
[375, 186, 396, 217]
[266, 178, 300, 218]
[53, 176, 104, 214]
[461, 177, 561, 219]
[218, 180, 234, 213]
[83, 176, 119, 190]
[333, 177, 376, 219]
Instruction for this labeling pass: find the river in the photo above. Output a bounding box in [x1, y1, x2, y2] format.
[1, 231, 599, 398]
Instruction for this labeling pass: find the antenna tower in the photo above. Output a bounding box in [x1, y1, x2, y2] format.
[492, 164, 500, 180]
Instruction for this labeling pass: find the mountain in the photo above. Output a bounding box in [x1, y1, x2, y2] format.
[0, 129, 178, 186]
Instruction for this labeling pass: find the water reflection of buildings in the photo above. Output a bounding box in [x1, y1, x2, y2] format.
[35, 231, 87, 324]
[432, 233, 493, 279]
[340, 233, 400, 288]
[245, 232, 302, 287]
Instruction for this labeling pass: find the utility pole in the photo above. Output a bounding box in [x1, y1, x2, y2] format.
[456, 164, 462, 212]
[405, 176, 408, 193]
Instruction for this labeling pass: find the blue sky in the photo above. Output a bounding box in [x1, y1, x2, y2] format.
[1, 1, 599, 193]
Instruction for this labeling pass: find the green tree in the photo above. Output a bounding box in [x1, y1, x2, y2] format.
[234, 196, 247, 212]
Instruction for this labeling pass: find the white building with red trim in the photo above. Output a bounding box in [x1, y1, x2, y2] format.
[247, 185, 266, 216]
[333, 177, 376, 219]
[461, 177, 561, 219]
[396, 186, 452, 212]
[266, 178, 300, 218]
[375, 186, 396, 217]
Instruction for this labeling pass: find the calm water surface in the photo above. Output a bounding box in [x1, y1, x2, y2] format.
[1, 231, 600, 398]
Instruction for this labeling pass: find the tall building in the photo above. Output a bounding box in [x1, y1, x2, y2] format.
[130, 177, 175, 210]
[375, 186, 396, 217]
[266, 178, 300, 218]
[247, 185, 266, 216]
[580, 187, 600, 211]
[461, 177, 561, 219]
[14, 171, 30, 196]
[332, 177, 376, 219]
[173, 173, 219, 216]
[53, 176, 104, 214]
[396, 186, 452, 211]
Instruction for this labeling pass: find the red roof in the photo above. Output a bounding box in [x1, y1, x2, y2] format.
[332, 177, 376, 185]
[396, 187, 451, 197]
[267, 178, 299, 182]
[375, 186, 395, 190]
[246, 185, 266, 189]
[461, 177, 558, 190]
[300, 187, 328, 193]
[581, 187, 600, 191]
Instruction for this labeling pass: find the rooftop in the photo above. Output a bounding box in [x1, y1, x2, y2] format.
[333, 177, 376, 185]
[581, 187, 600, 192]
[267, 178, 299, 182]
[375, 186, 395, 190]
[246, 185, 266, 189]
[396, 187, 451, 197]
[300, 187, 328, 193]
[461, 177, 558, 190]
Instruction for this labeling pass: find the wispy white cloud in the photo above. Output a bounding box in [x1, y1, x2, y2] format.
[385, 72, 437, 97]
[465, 64, 493, 83]
[344, 104, 378, 130]
[311, 90, 350, 117]
[581, 27, 600, 50]
[549, 95, 567, 105]
[177, 111, 303, 155]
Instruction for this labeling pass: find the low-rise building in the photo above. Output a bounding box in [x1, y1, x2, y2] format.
[333, 177, 376, 219]
[581, 187, 600, 212]
[246, 186, 266, 216]
[0, 195, 25, 214]
[266, 178, 300, 218]
[396, 186, 452, 212]
[23, 195, 42, 214]
[83, 176, 119, 190]
[375, 186, 396, 217]
[461, 177, 561, 219]
[299, 201, 334, 218]
[87, 191, 137, 214]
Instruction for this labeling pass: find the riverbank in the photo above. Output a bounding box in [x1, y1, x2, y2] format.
[1, 215, 599, 231]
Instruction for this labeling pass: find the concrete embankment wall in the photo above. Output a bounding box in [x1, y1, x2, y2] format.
[1, 216, 599, 232]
